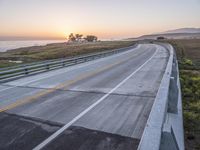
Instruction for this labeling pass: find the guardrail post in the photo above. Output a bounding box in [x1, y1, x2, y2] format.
[24, 68, 29, 75]
[62, 61, 65, 67]
[46, 64, 50, 70]
[74, 59, 77, 64]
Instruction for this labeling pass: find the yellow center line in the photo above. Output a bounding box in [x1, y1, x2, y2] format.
[0, 52, 138, 112]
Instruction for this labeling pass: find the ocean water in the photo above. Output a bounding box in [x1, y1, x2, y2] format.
[0, 40, 66, 52]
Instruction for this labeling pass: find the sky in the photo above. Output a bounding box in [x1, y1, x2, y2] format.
[0, 0, 200, 40]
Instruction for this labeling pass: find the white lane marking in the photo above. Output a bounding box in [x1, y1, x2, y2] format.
[0, 86, 14, 92]
[0, 46, 140, 93]
[33, 47, 158, 150]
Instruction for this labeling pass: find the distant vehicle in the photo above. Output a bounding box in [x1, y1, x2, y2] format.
[157, 36, 166, 40]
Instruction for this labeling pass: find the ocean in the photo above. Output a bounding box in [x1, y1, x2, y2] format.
[0, 40, 66, 52]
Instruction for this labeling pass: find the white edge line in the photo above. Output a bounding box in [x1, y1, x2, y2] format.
[33, 46, 158, 150]
[0, 45, 140, 93]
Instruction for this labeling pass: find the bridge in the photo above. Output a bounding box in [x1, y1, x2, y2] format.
[0, 43, 184, 150]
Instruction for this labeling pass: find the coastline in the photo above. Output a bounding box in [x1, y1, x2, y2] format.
[0, 40, 66, 52]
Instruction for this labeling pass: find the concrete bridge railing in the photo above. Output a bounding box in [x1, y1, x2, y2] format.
[138, 43, 184, 150]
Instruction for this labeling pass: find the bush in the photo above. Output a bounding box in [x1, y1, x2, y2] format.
[183, 58, 193, 65]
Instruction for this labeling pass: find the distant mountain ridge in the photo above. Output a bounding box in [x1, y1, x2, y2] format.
[127, 28, 200, 40]
[160, 28, 200, 34]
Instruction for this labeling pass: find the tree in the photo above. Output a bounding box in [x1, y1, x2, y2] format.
[75, 34, 83, 41]
[68, 33, 76, 42]
[68, 33, 98, 42]
[84, 35, 98, 42]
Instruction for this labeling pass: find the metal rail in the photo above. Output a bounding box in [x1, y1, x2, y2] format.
[0, 45, 136, 83]
[138, 43, 184, 150]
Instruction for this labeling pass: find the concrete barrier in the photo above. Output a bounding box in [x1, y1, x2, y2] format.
[137, 43, 184, 150]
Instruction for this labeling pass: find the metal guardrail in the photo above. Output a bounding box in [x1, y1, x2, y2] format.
[0, 45, 136, 83]
[138, 43, 184, 150]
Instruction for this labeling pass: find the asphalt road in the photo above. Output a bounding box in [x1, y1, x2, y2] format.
[0, 44, 169, 150]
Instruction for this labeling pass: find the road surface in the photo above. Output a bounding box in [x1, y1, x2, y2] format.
[0, 43, 169, 150]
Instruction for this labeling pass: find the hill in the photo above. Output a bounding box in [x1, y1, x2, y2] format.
[162, 28, 200, 34]
[128, 28, 200, 40]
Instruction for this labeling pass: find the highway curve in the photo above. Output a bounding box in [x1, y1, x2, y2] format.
[0, 43, 169, 150]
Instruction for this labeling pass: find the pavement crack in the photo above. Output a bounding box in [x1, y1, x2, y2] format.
[3, 112, 64, 127]
[4, 84, 156, 99]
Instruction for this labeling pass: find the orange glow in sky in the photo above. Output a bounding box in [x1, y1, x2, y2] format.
[0, 0, 199, 40]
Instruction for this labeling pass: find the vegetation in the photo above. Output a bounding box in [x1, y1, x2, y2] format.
[169, 39, 200, 150]
[68, 33, 97, 42]
[68, 33, 77, 42]
[84, 35, 98, 42]
[0, 60, 16, 68]
[0, 41, 135, 68]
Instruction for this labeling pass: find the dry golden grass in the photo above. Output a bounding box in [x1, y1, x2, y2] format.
[0, 41, 135, 68]
[169, 39, 200, 62]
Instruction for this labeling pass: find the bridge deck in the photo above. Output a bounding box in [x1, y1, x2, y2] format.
[0, 44, 168, 150]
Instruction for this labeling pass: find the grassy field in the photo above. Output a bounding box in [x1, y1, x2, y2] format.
[169, 39, 200, 150]
[0, 41, 135, 68]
